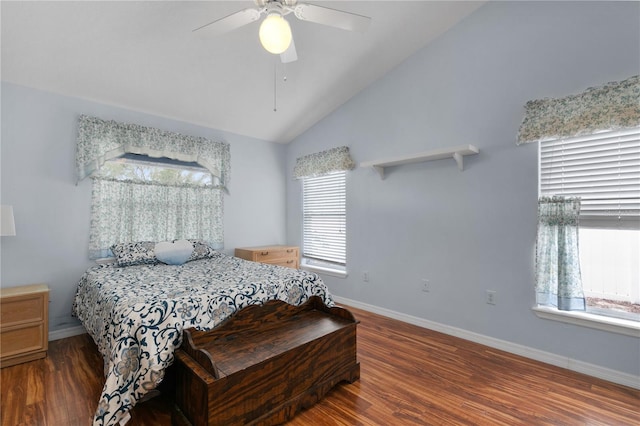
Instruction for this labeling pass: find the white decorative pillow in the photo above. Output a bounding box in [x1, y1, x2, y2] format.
[154, 240, 194, 265]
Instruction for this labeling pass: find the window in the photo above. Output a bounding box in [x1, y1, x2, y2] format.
[98, 154, 218, 186]
[302, 171, 347, 275]
[75, 115, 230, 259]
[539, 127, 640, 322]
[89, 154, 224, 259]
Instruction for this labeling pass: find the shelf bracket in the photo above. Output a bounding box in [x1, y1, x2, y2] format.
[373, 165, 385, 179]
[453, 152, 464, 171]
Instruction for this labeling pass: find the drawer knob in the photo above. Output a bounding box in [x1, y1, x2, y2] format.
[261, 251, 269, 256]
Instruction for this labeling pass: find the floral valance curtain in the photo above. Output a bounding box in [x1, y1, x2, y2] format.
[517, 75, 640, 145]
[76, 115, 230, 187]
[293, 146, 355, 179]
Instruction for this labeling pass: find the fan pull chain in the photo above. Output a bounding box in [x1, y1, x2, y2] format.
[273, 61, 277, 112]
[273, 60, 288, 112]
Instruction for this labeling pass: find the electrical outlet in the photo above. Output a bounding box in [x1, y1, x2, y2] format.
[486, 290, 497, 305]
[422, 278, 430, 292]
[362, 271, 369, 282]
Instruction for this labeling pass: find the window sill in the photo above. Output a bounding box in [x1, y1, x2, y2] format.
[532, 306, 640, 337]
[300, 263, 348, 279]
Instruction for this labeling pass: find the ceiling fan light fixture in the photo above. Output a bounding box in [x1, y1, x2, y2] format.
[259, 12, 292, 54]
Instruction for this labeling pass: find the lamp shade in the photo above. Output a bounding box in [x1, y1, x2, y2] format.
[0, 205, 16, 236]
[259, 13, 292, 54]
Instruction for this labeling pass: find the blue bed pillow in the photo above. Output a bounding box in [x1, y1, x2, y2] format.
[155, 240, 194, 265]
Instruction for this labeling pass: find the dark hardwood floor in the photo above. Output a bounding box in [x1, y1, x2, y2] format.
[1, 305, 639, 425]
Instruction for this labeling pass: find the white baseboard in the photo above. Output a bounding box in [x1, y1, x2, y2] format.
[49, 325, 86, 342]
[334, 296, 640, 390]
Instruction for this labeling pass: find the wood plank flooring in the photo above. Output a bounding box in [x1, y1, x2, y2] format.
[1, 305, 638, 425]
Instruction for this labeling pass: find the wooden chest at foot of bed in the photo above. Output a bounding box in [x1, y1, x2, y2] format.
[172, 296, 360, 426]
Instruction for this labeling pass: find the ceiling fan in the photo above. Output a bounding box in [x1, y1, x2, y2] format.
[193, 0, 371, 63]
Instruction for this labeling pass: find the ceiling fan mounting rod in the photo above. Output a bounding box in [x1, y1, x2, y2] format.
[256, 0, 296, 18]
[256, 0, 298, 8]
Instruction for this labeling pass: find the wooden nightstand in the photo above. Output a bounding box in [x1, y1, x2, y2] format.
[0, 283, 49, 368]
[235, 245, 299, 269]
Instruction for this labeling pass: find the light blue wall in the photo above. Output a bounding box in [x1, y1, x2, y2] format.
[286, 1, 640, 376]
[0, 82, 288, 332]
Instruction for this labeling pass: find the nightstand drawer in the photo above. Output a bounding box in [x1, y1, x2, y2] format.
[1, 295, 45, 327]
[1, 323, 46, 358]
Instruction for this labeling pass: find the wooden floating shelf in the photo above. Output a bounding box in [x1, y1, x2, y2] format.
[360, 144, 479, 179]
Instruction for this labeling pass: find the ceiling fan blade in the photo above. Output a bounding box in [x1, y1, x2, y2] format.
[280, 37, 298, 63]
[193, 8, 261, 37]
[293, 3, 371, 32]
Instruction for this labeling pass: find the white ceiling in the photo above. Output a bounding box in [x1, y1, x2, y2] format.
[1, 1, 484, 143]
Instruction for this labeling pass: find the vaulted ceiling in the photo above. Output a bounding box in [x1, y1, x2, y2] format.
[1, 1, 484, 143]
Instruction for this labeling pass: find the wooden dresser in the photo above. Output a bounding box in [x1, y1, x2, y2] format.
[0, 283, 49, 368]
[235, 245, 299, 269]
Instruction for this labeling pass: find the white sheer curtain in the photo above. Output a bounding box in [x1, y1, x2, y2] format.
[89, 179, 223, 259]
[535, 197, 585, 311]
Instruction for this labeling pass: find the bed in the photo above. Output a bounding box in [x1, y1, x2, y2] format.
[72, 243, 333, 426]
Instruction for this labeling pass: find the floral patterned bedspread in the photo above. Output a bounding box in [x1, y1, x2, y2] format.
[72, 252, 332, 426]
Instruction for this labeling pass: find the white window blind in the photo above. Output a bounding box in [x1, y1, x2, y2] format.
[302, 171, 347, 265]
[539, 127, 640, 229]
